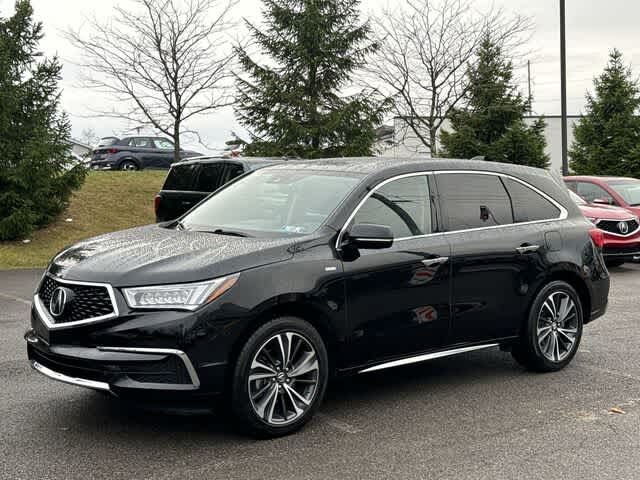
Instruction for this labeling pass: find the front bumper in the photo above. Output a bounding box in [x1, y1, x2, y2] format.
[26, 329, 200, 396]
[602, 245, 640, 262]
[25, 282, 239, 397]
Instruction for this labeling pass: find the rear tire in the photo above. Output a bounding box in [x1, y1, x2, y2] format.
[512, 281, 583, 372]
[231, 317, 329, 438]
[119, 160, 139, 171]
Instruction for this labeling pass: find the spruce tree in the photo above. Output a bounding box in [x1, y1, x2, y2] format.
[570, 49, 640, 176]
[235, 0, 384, 158]
[0, 1, 85, 241]
[440, 35, 549, 168]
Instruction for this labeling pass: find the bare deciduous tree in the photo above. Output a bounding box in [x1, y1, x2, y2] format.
[369, 0, 532, 156]
[79, 127, 99, 147]
[66, 0, 237, 161]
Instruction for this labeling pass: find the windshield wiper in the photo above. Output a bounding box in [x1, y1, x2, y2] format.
[205, 228, 252, 238]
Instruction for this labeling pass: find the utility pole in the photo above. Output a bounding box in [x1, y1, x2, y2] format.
[527, 59, 532, 116]
[560, 0, 569, 175]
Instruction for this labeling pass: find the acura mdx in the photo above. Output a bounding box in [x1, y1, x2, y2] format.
[25, 158, 610, 437]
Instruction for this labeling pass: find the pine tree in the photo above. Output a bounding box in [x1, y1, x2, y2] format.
[440, 35, 549, 168]
[0, 1, 85, 241]
[570, 49, 640, 176]
[235, 0, 384, 158]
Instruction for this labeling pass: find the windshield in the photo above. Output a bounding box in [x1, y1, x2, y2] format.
[607, 179, 640, 206]
[181, 168, 363, 236]
[568, 190, 587, 205]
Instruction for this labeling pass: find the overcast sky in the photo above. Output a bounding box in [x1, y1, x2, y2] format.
[1, 0, 639, 152]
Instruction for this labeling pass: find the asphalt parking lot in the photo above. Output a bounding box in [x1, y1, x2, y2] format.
[1, 267, 639, 480]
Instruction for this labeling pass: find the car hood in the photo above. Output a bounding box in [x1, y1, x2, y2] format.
[48, 225, 295, 287]
[578, 204, 637, 220]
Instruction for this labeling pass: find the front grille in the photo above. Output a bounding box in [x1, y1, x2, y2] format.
[39, 275, 115, 324]
[597, 219, 639, 236]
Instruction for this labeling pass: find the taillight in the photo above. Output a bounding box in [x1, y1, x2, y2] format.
[154, 194, 161, 215]
[106, 148, 118, 155]
[588, 228, 605, 249]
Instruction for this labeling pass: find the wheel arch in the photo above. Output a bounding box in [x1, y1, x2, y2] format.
[226, 297, 341, 387]
[546, 269, 592, 324]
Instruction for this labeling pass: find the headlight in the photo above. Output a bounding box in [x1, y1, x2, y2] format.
[123, 274, 239, 310]
[586, 217, 599, 225]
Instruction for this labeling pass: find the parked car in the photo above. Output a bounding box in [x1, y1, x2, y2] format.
[155, 156, 285, 222]
[90, 136, 202, 171]
[26, 158, 609, 437]
[565, 175, 640, 217]
[568, 190, 640, 267]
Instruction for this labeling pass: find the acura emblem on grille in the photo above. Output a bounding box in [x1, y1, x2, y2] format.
[618, 221, 629, 235]
[49, 287, 71, 317]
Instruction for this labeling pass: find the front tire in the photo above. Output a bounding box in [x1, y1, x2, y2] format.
[512, 281, 583, 372]
[231, 317, 329, 438]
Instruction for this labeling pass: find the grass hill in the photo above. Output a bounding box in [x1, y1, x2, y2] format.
[0, 170, 166, 269]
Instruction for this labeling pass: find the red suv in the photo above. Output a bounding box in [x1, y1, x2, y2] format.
[565, 176, 640, 216]
[568, 190, 640, 267]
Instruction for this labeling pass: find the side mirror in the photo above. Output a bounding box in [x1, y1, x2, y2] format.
[345, 224, 394, 250]
[593, 197, 613, 205]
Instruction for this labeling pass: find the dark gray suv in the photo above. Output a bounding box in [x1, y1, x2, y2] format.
[90, 136, 202, 171]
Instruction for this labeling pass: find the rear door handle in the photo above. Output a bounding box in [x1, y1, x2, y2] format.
[181, 201, 194, 206]
[422, 256, 449, 267]
[516, 245, 540, 254]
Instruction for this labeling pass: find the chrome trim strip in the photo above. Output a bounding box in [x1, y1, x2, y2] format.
[31, 360, 112, 393]
[336, 170, 569, 250]
[34, 274, 119, 330]
[96, 346, 201, 388]
[358, 343, 499, 374]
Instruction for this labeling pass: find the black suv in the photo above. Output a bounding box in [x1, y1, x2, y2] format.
[90, 136, 202, 171]
[155, 157, 284, 222]
[25, 158, 609, 437]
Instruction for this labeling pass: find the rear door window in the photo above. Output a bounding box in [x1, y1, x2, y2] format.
[436, 173, 513, 230]
[353, 175, 432, 238]
[502, 178, 561, 222]
[129, 137, 153, 148]
[162, 164, 199, 191]
[195, 162, 226, 192]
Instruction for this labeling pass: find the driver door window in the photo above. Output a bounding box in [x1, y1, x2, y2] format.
[576, 182, 615, 204]
[353, 175, 432, 238]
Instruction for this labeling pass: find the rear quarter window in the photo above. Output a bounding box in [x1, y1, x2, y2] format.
[502, 177, 561, 222]
[162, 164, 199, 191]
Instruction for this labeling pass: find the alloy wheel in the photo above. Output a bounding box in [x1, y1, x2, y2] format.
[536, 291, 579, 362]
[248, 332, 320, 426]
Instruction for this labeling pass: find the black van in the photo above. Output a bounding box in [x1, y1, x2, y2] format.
[154, 157, 285, 221]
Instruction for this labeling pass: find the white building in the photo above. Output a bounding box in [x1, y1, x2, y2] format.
[68, 138, 93, 158]
[381, 115, 582, 174]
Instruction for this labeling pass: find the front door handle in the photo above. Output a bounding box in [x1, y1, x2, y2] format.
[516, 245, 540, 254]
[422, 256, 449, 267]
